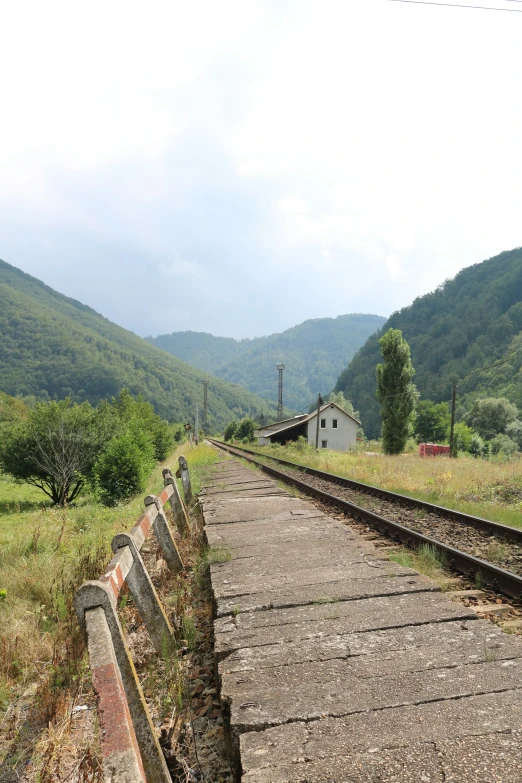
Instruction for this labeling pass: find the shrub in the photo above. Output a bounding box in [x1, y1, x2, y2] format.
[236, 418, 256, 442]
[224, 421, 238, 442]
[452, 422, 474, 453]
[465, 397, 519, 441]
[94, 429, 156, 505]
[490, 433, 518, 458]
[469, 433, 486, 458]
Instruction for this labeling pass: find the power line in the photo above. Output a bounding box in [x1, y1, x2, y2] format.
[389, 0, 522, 11]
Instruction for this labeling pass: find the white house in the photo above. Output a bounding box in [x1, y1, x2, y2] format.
[256, 403, 360, 451]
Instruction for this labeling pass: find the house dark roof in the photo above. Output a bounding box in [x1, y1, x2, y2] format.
[257, 402, 360, 439]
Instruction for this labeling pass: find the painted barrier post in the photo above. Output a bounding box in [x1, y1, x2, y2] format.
[111, 532, 176, 656]
[144, 494, 184, 572]
[85, 606, 146, 782]
[176, 455, 193, 506]
[75, 577, 172, 783]
[162, 468, 190, 533]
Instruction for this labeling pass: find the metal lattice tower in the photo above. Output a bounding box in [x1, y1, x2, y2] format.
[276, 363, 285, 419]
[203, 379, 208, 429]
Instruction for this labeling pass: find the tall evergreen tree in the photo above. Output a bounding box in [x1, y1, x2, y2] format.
[376, 329, 417, 454]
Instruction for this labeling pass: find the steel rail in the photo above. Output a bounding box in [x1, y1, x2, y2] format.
[209, 439, 522, 602]
[208, 440, 522, 543]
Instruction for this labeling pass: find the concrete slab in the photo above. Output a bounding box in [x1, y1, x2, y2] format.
[204, 487, 290, 499]
[215, 573, 437, 617]
[207, 528, 365, 556]
[205, 514, 344, 545]
[211, 560, 418, 604]
[220, 617, 521, 671]
[203, 457, 522, 781]
[242, 741, 445, 782]
[224, 657, 522, 732]
[210, 544, 382, 575]
[206, 528, 356, 555]
[201, 496, 309, 525]
[201, 477, 267, 489]
[438, 731, 522, 782]
[214, 592, 476, 656]
[201, 481, 276, 495]
[240, 689, 522, 769]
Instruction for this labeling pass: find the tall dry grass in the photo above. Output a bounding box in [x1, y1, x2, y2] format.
[250, 442, 522, 529]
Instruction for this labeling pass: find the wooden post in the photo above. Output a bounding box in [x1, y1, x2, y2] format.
[315, 394, 322, 450]
[449, 383, 457, 458]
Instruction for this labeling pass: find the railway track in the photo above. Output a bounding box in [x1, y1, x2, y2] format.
[208, 439, 522, 603]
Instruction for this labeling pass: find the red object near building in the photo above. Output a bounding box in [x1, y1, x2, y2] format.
[419, 443, 451, 457]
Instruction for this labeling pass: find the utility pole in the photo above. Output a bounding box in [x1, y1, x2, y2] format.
[195, 402, 199, 446]
[449, 383, 457, 458]
[203, 379, 208, 431]
[315, 393, 322, 449]
[276, 363, 285, 420]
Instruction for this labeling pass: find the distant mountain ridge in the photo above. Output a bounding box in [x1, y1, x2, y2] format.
[334, 247, 522, 438]
[0, 259, 278, 428]
[147, 314, 386, 411]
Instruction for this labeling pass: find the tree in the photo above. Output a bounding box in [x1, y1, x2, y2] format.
[223, 421, 238, 442]
[414, 400, 450, 443]
[469, 433, 486, 458]
[452, 422, 474, 453]
[490, 433, 518, 458]
[0, 399, 99, 505]
[376, 329, 418, 455]
[236, 417, 256, 442]
[465, 397, 519, 441]
[94, 429, 155, 505]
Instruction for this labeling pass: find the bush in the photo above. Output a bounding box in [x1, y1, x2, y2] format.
[490, 433, 518, 458]
[469, 433, 486, 458]
[465, 397, 519, 441]
[450, 421, 474, 453]
[104, 389, 172, 460]
[94, 429, 156, 505]
[224, 421, 238, 442]
[236, 418, 256, 443]
[414, 400, 450, 444]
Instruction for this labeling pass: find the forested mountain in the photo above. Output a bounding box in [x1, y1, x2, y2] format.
[0, 260, 278, 428]
[334, 247, 522, 438]
[147, 314, 385, 412]
[146, 331, 256, 373]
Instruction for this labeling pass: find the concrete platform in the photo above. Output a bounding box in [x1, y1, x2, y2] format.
[202, 456, 522, 781]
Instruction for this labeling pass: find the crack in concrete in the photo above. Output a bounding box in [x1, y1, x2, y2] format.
[215, 581, 437, 616]
[216, 615, 480, 661]
[231, 685, 522, 736]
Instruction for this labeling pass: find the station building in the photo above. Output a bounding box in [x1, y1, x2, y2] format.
[256, 402, 360, 451]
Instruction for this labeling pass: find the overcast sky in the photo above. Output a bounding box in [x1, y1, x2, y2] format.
[1, 0, 521, 338]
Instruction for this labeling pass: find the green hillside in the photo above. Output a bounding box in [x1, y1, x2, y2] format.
[0, 260, 278, 428]
[334, 247, 522, 438]
[146, 331, 256, 373]
[147, 314, 386, 412]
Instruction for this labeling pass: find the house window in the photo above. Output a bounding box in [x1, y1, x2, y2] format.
[332, 419, 338, 428]
[321, 440, 328, 449]
[320, 418, 326, 429]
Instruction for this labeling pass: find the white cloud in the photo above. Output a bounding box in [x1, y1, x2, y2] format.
[1, 0, 521, 338]
[385, 254, 406, 282]
[159, 258, 207, 281]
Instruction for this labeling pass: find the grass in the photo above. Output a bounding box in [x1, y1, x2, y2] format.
[242, 442, 522, 530]
[0, 443, 199, 758]
[0, 438, 226, 777]
[388, 543, 449, 586]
